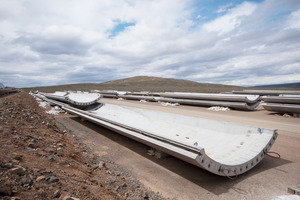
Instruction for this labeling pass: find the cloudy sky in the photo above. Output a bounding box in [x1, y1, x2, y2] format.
[0, 0, 300, 88]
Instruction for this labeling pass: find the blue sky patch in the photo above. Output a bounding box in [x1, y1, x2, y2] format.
[190, 0, 264, 22]
[109, 22, 135, 38]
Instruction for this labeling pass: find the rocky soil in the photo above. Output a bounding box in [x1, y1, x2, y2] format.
[0, 93, 166, 200]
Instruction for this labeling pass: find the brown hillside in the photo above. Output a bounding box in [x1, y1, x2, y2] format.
[96, 76, 244, 92]
[23, 76, 245, 93]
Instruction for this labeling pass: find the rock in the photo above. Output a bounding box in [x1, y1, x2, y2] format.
[28, 142, 37, 148]
[124, 192, 129, 198]
[10, 197, 21, 200]
[0, 126, 3, 133]
[52, 190, 61, 198]
[36, 175, 46, 182]
[12, 186, 18, 193]
[21, 177, 34, 186]
[0, 186, 12, 196]
[63, 196, 80, 200]
[6, 165, 26, 175]
[147, 149, 155, 156]
[154, 151, 170, 159]
[143, 192, 149, 199]
[48, 156, 55, 161]
[90, 163, 98, 170]
[114, 186, 120, 191]
[31, 138, 38, 144]
[47, 176, 59, 183]
[14, 154, 23, 161]
[2, 163, 13, 169]
[56, 148, 63, 157]
[283, 113, 292, 118]
[98, 161, 106, 168]
[91, 180, 98, 185]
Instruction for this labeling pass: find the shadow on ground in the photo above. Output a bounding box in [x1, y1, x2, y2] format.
[66, 116, 291, 195]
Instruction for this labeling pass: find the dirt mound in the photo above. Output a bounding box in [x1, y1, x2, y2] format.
[0, 93, 165, 200]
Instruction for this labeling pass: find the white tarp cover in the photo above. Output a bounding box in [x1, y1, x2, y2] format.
[45, 91, 101, 106]
[159, 92, 260, 103]
[67, 92, 101, 104]
[38, 92, 278, 176]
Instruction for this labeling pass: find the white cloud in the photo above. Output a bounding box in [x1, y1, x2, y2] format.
[0, 0, 299, 87]
[287, 9, 300, 30]
[203, 2, 257, 35]
[216, 3, 233, 13]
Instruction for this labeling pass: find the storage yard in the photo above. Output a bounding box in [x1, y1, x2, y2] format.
[1, 89, 300, 199]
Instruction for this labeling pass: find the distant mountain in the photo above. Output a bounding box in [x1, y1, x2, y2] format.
[23, 76, 245, 93]
[254, 82, 300, 88]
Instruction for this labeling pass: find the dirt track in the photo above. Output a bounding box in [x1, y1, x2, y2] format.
[55, 98, 300, 200]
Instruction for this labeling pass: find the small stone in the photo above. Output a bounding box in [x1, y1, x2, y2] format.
[48, 156, 55, 161]
[6, 165, 26, 175]
[0, 186, 12, 196]
[143, 192, 149, 199]
[89, 163, 98, 170]
[14, 154, 23, 161]
[2, 163, 13, 169]
[56, 148, 63, 157]
[12, 186, 18, 192]
[31, 138, 38, 143]
[47, 176, 59, 183]
[10, 197, 21, 200]
[98, 161, 106, 168]
[154, 151, 170, 159]
[21, 177, 33, 186]
[0, 126, 3, 133]
[28, 142, 37, 148]
[36, 175, 46, 182]
[63, 196, 80, 200]
[52, 190, 61, 198]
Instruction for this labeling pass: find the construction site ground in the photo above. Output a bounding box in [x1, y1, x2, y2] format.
[1, 92, 300, 199]
[0, 93, 165, 200]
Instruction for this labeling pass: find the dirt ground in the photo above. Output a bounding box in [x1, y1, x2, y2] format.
[0, 93, 165, 200]
[1, 93, 300, 200]
[57, 98, 300, 200]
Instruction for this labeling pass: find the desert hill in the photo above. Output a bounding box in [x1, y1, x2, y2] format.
[23, 76, 245, 93]
[99, 76, 244, 92]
